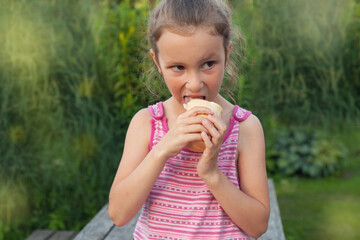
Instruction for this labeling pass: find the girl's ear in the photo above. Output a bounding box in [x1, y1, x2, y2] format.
[150, 49, 162, 74]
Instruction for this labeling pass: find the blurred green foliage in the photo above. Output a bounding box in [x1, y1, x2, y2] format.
[234, 0, 360, 126]
[0, 0, 148, 239]
[267, 127, 346, 178]
[0, 0, 359, 239]
[95, 0, 149, 136]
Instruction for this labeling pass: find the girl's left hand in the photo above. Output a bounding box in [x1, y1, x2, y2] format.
[197, 114, 227, 180]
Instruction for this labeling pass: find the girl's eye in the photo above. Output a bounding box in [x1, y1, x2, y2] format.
[171, 65, 185, 71]
[203, 61, 215, 70]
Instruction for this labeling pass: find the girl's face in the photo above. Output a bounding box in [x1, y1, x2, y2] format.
[151, 28, 231, 106]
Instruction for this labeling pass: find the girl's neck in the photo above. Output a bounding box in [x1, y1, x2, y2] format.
[163, 97, 185, 116]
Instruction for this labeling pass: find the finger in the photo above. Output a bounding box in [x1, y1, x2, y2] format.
[201, 131, 213, 149]
[176, 116, 211, 133]
[202, 119, 222, 143]
[185, 133, 204, 142]
[206, 114, 227, 135]
[169, 131, 203, 145]
[180, 115, 209, 124]
[181, 123, 210, 135]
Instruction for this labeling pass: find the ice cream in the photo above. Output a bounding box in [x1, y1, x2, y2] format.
[183, 99, 223, 117]
[183, 99, 223, 152]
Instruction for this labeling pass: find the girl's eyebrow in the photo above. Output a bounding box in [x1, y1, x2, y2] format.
[165, 61, 185, 66]
[198, 52, 220, 63]
[163, 52, 220, 66]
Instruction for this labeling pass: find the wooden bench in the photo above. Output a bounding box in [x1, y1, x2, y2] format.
[73, 179, 285, 240]
[26, 230, 77, 240]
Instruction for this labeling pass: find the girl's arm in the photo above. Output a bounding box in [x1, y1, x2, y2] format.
[108, 108, 166, 226]
[199, 114, 270, 238]
[109, 106, 212, 226]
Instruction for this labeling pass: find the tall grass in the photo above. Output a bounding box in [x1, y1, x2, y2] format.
[232, 0, 360, 176]
[235, 0, 360, 127]
[0, 0, 148, 239]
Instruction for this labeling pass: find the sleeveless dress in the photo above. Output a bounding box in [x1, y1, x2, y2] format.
[133, 102, 252, 240]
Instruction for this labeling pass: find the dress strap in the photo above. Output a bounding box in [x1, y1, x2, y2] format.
[148, 102, 164, 120]
[148, 102, 168, 151]
[233, 105, 252, 122]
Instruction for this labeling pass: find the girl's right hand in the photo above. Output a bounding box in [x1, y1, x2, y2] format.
[155, 107, 213, 158]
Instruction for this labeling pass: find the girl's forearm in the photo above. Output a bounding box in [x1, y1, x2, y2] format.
[202, 170, 269, 238]
[108, 145, 168, 226]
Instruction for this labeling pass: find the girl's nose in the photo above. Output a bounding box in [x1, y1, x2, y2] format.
[186, 72, 203, 92]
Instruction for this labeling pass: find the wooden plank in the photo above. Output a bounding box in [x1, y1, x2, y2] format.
[256, 179, 286, 240]
[26, 229, 55, 240]
[73, 205, 114, 240]
[48, 231, 78, 240]
[104, 211, 141, 240]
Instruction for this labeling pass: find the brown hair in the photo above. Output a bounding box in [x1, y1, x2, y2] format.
[145, 0, 246, 103]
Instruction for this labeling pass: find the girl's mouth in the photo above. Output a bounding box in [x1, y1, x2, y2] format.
[183, 95, 206, 104]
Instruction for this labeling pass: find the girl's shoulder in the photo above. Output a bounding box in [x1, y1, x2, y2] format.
[238, 113, 262, 130]
[232, 104, 263, 146]
[128, 107, 153, 134]
[121, 107, 153, 158]
[133, 107, 153, 122]
[235, 105, 263, 133]
[237, 112, 264, 150]
[233, 105, 252, 122]
[231, 105, 263, 140]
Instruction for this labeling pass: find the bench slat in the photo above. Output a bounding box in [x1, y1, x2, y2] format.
[48, 231, 78, 240]
[73, 205, 114, 240]
[26, 229, 55, 240]
[104, 211, 141, 240]
[256, 179, 286, 240]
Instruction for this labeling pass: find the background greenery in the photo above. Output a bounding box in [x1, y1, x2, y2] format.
[0, 0, 359, 239]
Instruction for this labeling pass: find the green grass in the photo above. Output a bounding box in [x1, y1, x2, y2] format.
[275, 165, 360, 240]
[274, 128, 360, 240]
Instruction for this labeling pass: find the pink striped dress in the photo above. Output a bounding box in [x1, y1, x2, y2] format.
[133, 102, 252, 240]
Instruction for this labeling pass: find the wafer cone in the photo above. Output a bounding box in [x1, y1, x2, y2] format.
[183, 99, 223, 152]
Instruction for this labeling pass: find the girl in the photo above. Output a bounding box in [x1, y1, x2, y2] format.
[109, 0, 270, 239]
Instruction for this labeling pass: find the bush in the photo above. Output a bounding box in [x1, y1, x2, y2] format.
[267, 127, 346, 178]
